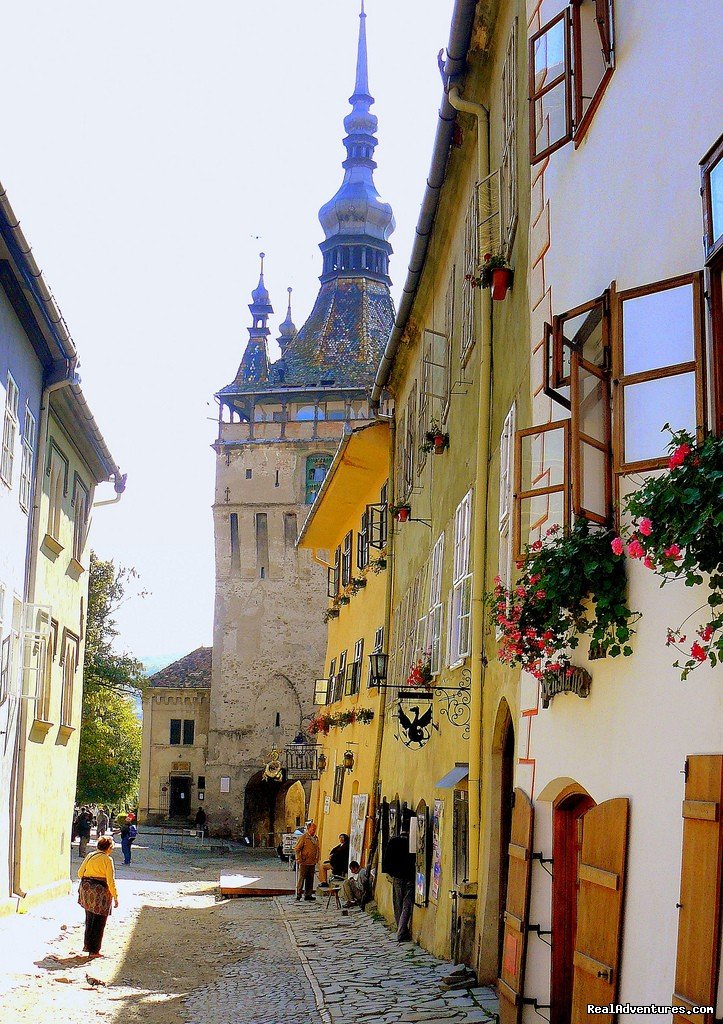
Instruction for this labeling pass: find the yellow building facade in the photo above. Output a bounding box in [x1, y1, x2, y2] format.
[298, 422, 390, 870]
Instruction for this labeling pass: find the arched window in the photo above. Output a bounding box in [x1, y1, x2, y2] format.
[305, 455, 332, 504]
[295, 405, 315, 421]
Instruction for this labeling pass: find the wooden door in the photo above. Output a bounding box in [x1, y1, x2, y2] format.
[571, 798, 629, 1024]
[673, 754, 723, 1022]
[498, 788, 534, 1024]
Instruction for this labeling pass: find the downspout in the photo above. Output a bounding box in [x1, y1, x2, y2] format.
[447, 86, 491, 888]
[93, 472, 127, 508]
[13, 370, 77, 898]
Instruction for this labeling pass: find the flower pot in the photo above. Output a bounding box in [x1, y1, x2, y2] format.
[491, 267, 513, 301]
[396, 508, 410, 523]
[433, 434, 446, 454]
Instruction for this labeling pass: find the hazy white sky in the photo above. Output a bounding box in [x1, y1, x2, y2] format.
[3, 0, 455, 666]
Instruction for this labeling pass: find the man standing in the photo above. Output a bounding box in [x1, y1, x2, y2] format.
[120, 814, 137, 865]
[294, 821, 320, 902]
[77, 807, 93, 859]
[383, 817, 415, 942]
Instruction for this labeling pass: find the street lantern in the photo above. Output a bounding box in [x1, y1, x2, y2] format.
[368, 650, 389, 687]
[343, 749, 355, 772]
[317, 752, 328, 772]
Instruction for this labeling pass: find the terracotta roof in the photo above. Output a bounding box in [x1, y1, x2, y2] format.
[148, 647, 212, 689]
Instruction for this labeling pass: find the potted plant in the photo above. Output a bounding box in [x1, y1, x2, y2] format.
[420, 418, 449, 455]
[350, 576, 367, 593]
[466, 252, 514, 300]
[389, 503, 411, 523]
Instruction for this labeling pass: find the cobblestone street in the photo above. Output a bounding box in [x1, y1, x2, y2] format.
[0, 832, 498, 1024]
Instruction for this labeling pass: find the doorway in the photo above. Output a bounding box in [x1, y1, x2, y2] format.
[551, 790, 595, 1024]
[169, 776, 191, 817]
[497, 715, 515, 975]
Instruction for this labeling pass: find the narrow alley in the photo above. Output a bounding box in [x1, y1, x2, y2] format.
[0, 831, 499, 1024]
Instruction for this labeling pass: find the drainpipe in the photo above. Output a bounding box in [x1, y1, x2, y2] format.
[13, 369, 78, 898]
[93, 472, 127, 508]
[447, 85, 491, 888]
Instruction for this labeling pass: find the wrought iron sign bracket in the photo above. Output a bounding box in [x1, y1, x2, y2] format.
[527, 923, 552, 937]
[531, 852, 553, 865]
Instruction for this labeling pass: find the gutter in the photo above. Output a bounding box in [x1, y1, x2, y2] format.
[370, 0, 478, 406]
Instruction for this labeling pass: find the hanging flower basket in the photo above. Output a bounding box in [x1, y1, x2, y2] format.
[612, 427, 723, 678]
[390, 504, 411, 523]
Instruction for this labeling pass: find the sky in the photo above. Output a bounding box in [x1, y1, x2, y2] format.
[2, 0, 455, 668]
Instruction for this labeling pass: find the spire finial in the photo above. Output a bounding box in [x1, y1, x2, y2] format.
[259, 252, 265, 275]
[353, 0, 370, 98]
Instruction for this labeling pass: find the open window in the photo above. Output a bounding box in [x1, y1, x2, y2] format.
[327, 546, 340, 599]
[613, 273, 705, 472]
[529, 0, 614, 164]
[514, 420, 570, 559]
[357, 511, 369, 570]
[701, 133, 723, 434]
[341, 530, 353, 587]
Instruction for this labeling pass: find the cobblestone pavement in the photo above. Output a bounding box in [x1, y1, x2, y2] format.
[0, 833, 499, 1024]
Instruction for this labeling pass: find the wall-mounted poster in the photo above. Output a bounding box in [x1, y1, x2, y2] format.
[415, 799, 430, 906]
[324, 795, 331, 815]
[431, 799, 444, 903]
[349, 794, 369, 868]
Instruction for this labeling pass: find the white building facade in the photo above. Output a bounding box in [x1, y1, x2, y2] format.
[499, 2, 723, 1022]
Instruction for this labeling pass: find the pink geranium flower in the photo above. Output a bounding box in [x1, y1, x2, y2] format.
[669, 443, 691, 469]
[638, 518, 653, 536]
[690, 642, 707, 663]
[611, 537, 624, 556]
[627, 539, 645, 559]
[664, 544, 681, 560]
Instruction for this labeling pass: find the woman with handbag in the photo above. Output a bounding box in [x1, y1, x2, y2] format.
[77, 836, 119, 958]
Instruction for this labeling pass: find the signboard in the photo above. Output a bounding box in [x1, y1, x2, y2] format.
[220, 777, 230, 794]
[324, 795, 331, 815]
[171, 762, 191, 772]
[282, 833, 296, 857]
[431, 799, 444, 902]
[349, 794, 369, 868]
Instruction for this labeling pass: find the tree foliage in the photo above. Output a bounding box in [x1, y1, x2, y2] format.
[76, 552, 146, 806]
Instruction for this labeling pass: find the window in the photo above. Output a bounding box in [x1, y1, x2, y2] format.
[332, 764, 345, 804]
[284, 512, 298, 547]
[72, 476, 90, 563]
[47, 444, 68, 542]
[498, 405, 516, 607]
[255, 512, 269, 578]
[366, 481, 388, 550]
[514, 421, 570, 557]
[461, 199, 477, 365]
[314, 676, 329, 704]
[449, 491, 473, 664]
[60, 631, 79, 727]
[701, 133, 723, 263]
[341, 530, 353, 587]
[405, 382, 417, 491]
[1, 373, 19, 487]
[37, 620, 57, 723]
[357, 511, 369, 570]
[418, 336, 430, 473]
[501, 19, 518, 257]
[0, 584, 9, 707]
[328, 546, 341, 598]
[230, 513, 240, 570]
[396, 408, 407, 500]
[198, 775, 206, 791]
[245, 468, 252, 479]
[330, 651, 347, 704]
[19, 405, 36, 512]
[324, 658, 336, 706]
[346, 638, 364, 696]
[183, 719, 195, 745]
[429, 533, 445, 675]
[170, 719, 182, 745]
[613, 273, 705, 472]
[305, 455, 332, 504]
[529, 0, 614, 164]
[443, 271, 455, 418]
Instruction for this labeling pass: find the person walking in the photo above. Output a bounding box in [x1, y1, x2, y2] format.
[294, 821, 320, 902]
[120, 814, 137, 865]
[194, 807, 208, 837]
[77, 837, 119, 958]
[77, 807, 93, 859]
[96, 807, 109, 838]
[384, 818, 416, 942]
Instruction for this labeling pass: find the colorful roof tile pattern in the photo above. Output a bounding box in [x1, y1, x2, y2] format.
[148, 647, 212, 689]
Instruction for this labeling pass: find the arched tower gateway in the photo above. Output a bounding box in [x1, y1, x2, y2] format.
[208, 3, 395, 838]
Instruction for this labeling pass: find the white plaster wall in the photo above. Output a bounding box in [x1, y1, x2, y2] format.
[0, 288, 43, 908]
[522, 1, 723, 1017]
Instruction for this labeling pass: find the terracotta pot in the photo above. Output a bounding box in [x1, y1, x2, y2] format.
[396, 508, 410, 523]
[491, 266, 513, 300]
[433, 434, 446, 454]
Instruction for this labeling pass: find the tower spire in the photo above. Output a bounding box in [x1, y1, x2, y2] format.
[352, 1, 370, 100]
[235, 253, 273, 385]
[277, 286, 296, 353]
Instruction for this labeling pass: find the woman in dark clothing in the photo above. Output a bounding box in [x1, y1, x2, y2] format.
[318, 833, 350, 886]
[77, 837, 119, 958]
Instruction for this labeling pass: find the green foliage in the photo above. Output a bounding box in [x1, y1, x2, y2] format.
[489, 519, 637, 678]
[76, 552, 145, 806]
[619, 427, 723, 678]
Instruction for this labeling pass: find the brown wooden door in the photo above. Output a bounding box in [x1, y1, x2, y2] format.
[498, 788, 534, 1024]
[673, 754, 723, 1023]
[571, 798, 629, 1024]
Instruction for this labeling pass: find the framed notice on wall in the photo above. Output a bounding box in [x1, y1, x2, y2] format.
[415, 799, 431, 907]
[349, 794, 369, 867]
[220, 777, 230, 794]
[430, 799, 443, 903]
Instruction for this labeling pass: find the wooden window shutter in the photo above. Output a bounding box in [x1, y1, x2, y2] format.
[672, 754, 723, 1021]
[571, 798, 629, 1023]
[498, 788, 534, 1024]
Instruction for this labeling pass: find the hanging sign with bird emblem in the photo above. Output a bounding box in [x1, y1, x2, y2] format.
[395, 689, 434, 749]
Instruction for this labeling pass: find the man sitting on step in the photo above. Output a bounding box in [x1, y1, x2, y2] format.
[340, 861, 368, 908]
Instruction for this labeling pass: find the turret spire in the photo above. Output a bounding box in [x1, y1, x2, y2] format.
[278, 287, 296, 352]
[235, 253, 273, 385]
[352, 1, 369, 100]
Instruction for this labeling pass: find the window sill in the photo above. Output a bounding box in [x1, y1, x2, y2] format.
[42, 533, 64, 558]
[448, 658, 467, 671]
[58, 724, 75, 742]
[30, 718, 54, 739]
[68, 557, 85, 576]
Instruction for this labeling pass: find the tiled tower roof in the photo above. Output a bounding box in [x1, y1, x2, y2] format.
[148, 647, 212, 689]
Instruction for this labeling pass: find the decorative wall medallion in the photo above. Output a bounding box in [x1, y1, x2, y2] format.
[540, 665, 592, 709]
[262, 748, 283, 781]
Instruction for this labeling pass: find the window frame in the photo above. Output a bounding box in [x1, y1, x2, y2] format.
[612, 272, 706, 474]
[528, 8, 573, 164]
[513, 420, 571, 560]
[182, 719, 195, 746]
[500, 18, 519, 259]
[327, 546, 341, 598]
[443, 268, 455, 421]
[60, 630, 79, 728]
[449, 491, 473, 666]
[19, 404, 36, 512]
[170, 718, 182, 745]
[1, 373, 19, 488]
[701, 132, 723, 264]
[341, 530, 353, 587]
[429, 532, 445, 676]
[72, 475, 90, 564]
[357, 511, 369, 570]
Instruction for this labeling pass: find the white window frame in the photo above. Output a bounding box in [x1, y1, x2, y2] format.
[60, 632, 79, 726]
[497, 404, 516, 635]
[449, 490, 473, 666]
[1, 373, 19, 487]
[443, 268, 456, 420]
[19, 404, 36, 512]
[72, 476, 90, 564]
[20, 604, 51, 701]
[428, 533, 445, 675]
[461, 196, 478, 365]
[500, 18, 518, 258]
